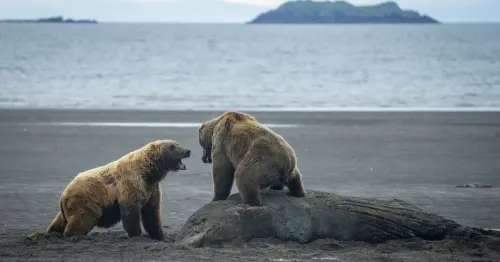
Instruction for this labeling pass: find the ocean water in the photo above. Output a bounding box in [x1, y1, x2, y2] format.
[0, 23, 499, 110]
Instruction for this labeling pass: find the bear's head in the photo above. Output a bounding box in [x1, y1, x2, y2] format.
[149, 139, 191, 173]
[198, 111, 258, 164]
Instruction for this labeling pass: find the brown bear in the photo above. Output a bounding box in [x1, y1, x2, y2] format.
[45, 139, 191, 240]
[198, 111, 306, 206]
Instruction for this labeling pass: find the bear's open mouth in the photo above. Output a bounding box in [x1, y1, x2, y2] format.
[177, 159, 186, 170]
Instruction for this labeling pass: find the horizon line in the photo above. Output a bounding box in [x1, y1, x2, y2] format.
[2, 20, 500, 24]
[2, 18, 500, 24]
[2, 21, 500, 25]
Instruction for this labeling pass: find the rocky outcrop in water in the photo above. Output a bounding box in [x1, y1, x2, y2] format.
[0, 16, 97, 24]
[248, 1, 439, 24]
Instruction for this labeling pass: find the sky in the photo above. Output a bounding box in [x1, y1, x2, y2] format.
[0, 0, 498, 23]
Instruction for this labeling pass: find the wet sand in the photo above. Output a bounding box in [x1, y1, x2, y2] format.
[0, 109, 499, 261]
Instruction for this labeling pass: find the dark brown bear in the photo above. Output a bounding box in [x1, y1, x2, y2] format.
[198, 111, 306, 206]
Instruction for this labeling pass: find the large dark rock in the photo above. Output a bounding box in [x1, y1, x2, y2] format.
[176, 189, 464, 247]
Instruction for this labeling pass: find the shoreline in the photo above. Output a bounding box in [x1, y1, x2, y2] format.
[2, 107, 500, 112]
[3, 108, 500, 129]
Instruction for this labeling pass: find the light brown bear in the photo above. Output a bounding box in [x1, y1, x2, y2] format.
[198, 111, 306, 206]
[46, 139, 191, 240]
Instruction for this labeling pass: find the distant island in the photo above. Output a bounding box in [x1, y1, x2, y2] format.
[0, 16, 98, 24]
[248, 1, 440, 24]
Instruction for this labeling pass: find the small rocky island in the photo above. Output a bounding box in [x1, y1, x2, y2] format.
[248, 0, 439, 24]
[0, 16, 97, 24]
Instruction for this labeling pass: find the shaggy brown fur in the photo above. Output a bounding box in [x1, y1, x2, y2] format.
[46, 140, 191, 240]
[198, 111, 306, 206]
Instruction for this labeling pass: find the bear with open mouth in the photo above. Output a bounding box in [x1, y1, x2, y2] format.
[46, 139, 191, 240]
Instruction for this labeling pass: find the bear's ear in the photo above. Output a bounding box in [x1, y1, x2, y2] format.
[150, 142, 166, 156]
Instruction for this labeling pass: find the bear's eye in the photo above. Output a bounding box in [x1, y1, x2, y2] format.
[169, 144, 175, 149]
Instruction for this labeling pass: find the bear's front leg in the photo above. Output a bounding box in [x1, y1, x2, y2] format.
[141, 186, 164, 241]
[286, 167, 306, 197]
[120, 204, 142, 238]
[211, 149, 235, 201]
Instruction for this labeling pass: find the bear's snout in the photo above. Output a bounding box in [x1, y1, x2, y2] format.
[185, 149, 191, 157]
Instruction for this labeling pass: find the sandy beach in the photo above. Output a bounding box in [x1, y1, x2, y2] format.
[0, 109, 499, 261]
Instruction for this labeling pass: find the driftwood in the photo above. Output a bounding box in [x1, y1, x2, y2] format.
[176, 189, 491, 248]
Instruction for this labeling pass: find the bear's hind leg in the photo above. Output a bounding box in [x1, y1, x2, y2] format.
[46, 211, 66, 234]
[286, 167, 306, 197]
[62, 197, 99, 237]
[63, 213, 98, 237]
[211, 151, 235, 202]
[234, 163, 263, 207]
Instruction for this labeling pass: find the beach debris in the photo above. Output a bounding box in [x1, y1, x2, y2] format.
[25, 231, 47, 242]
[454, 184, 494, 188]
[177, 189, 461, 247]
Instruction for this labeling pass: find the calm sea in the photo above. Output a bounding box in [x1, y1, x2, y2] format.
[0, 23, 499, 111]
